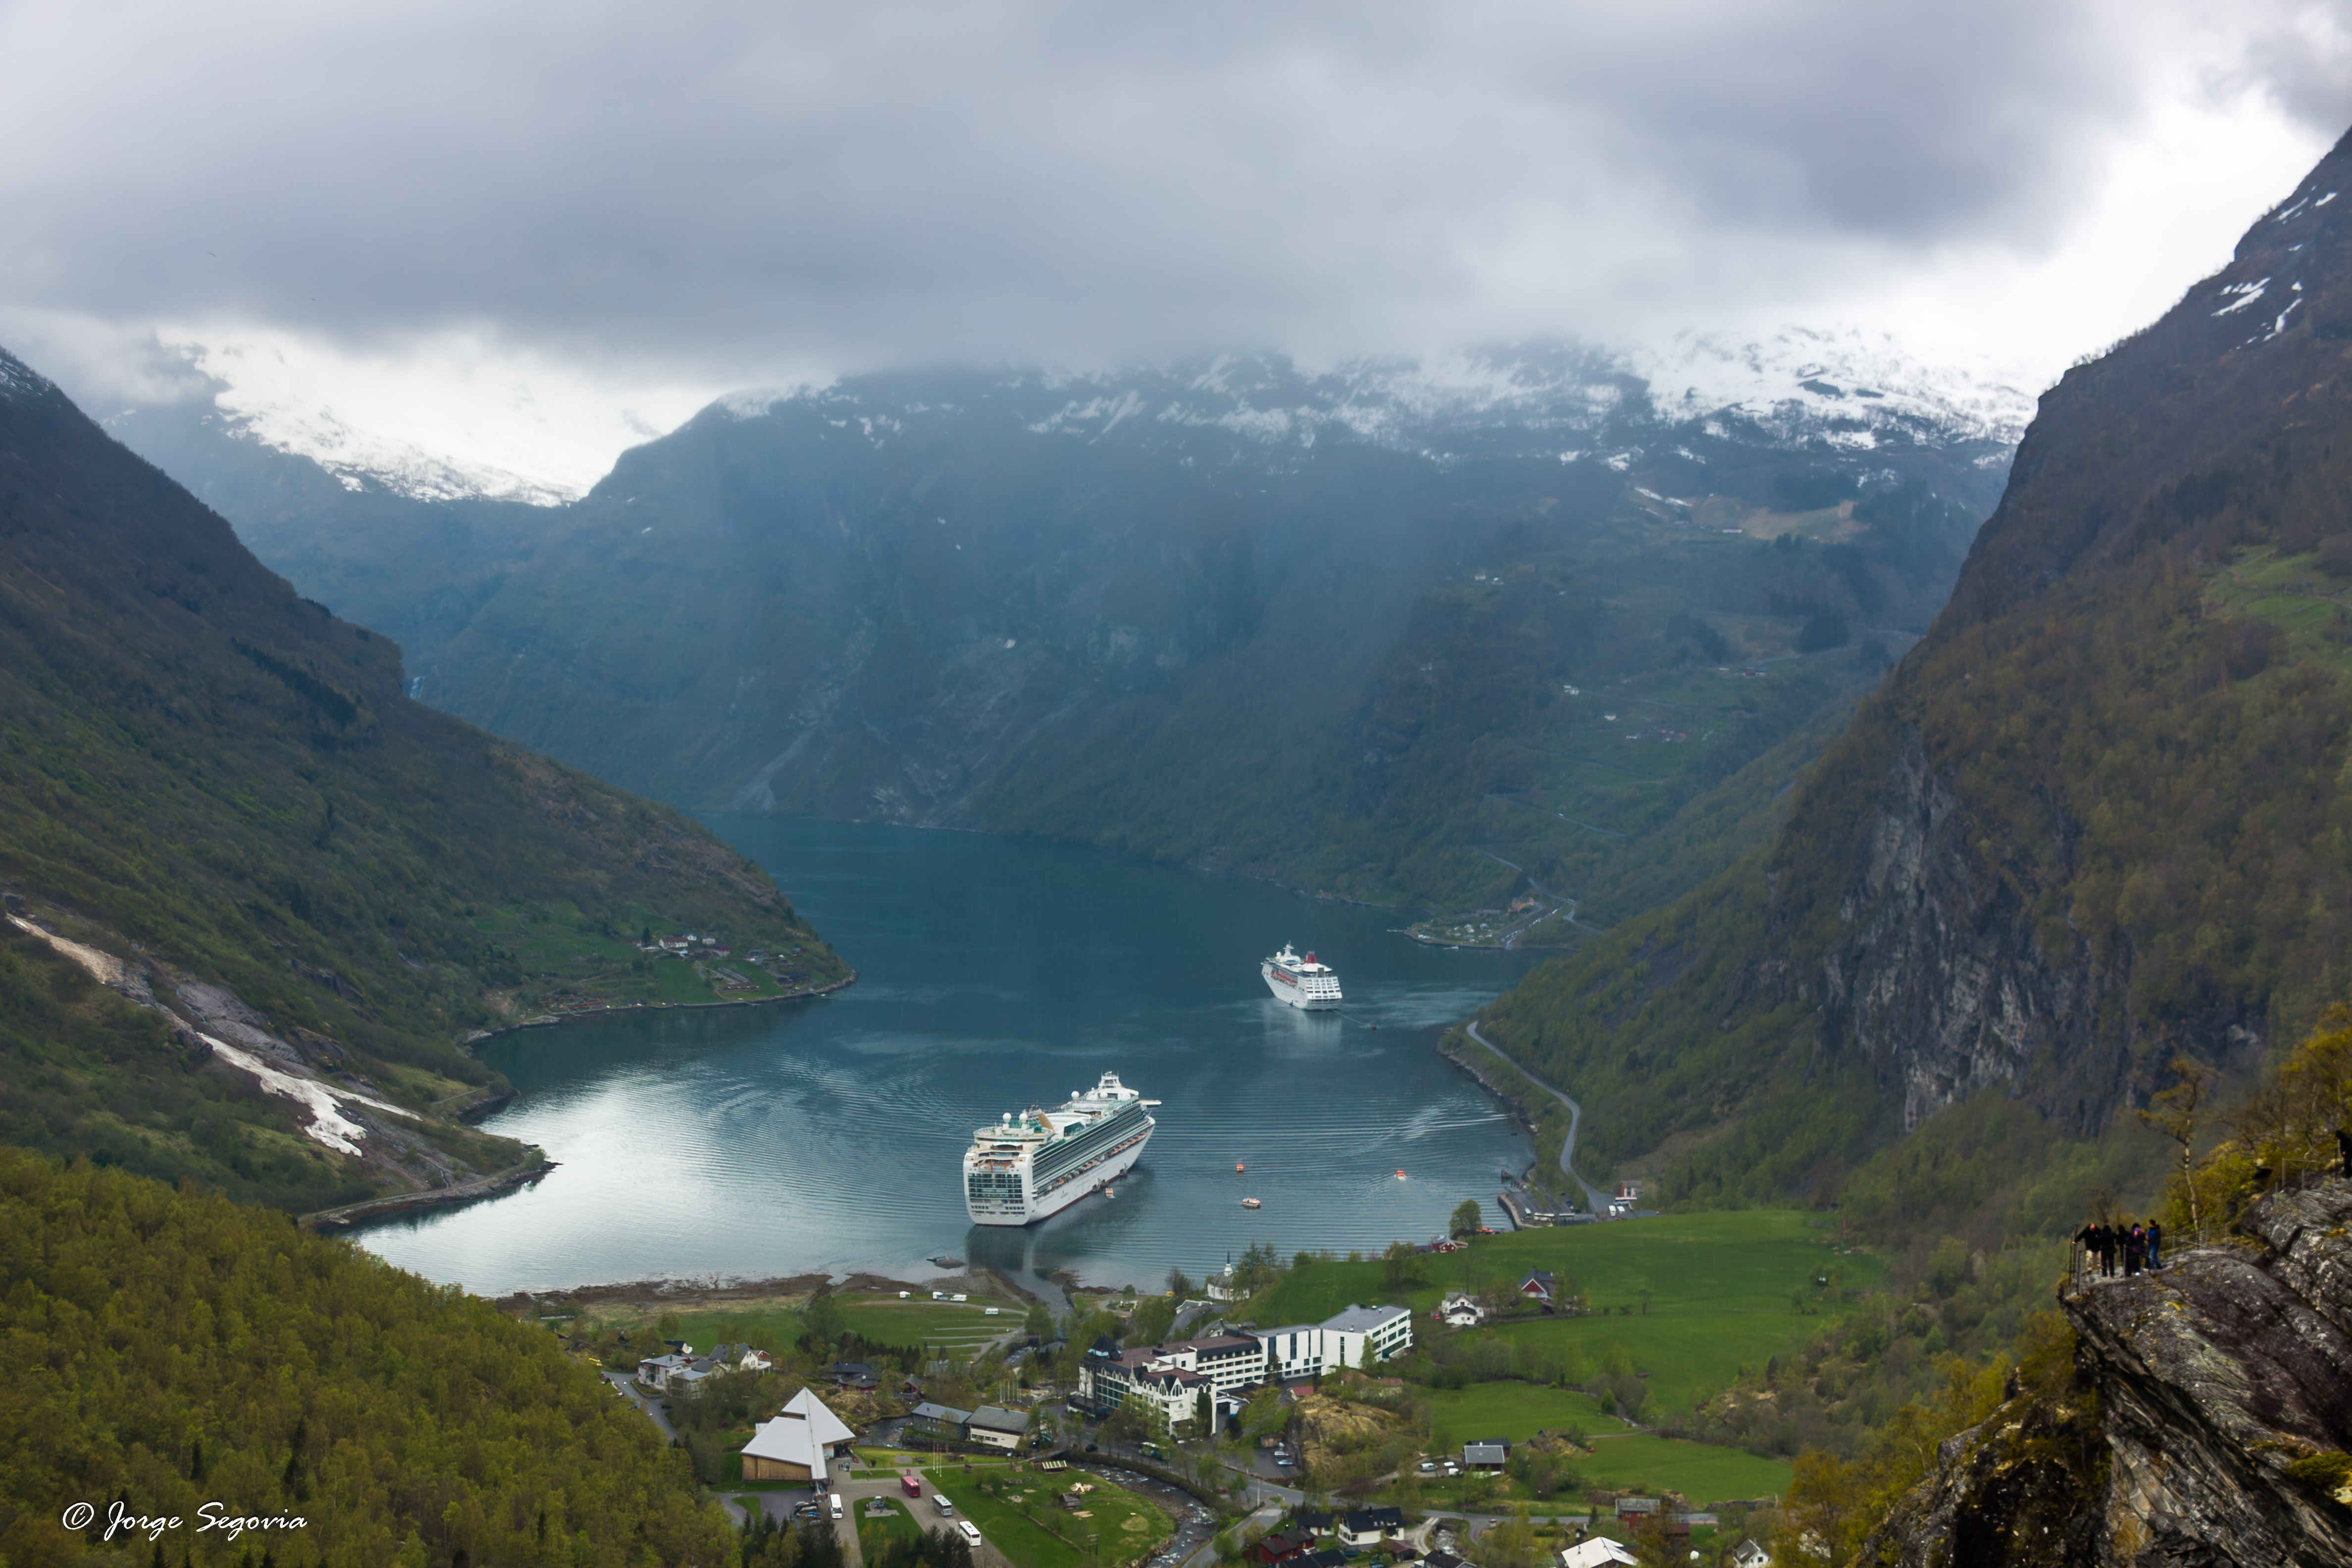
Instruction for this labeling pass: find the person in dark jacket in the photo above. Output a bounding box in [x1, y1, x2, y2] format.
[2124, 1225, 2145, 1276]
[2148, 1221, 2163, 1270]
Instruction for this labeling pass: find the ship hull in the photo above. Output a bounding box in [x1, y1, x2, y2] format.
[1263, 962, 1341, 1010]
[965, 1125, 1153, 1226]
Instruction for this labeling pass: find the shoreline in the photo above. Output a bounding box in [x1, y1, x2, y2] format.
[321, 976, 860, 1234]
[461, 968, 858, 1047]
[304, 1154, 559, 1232]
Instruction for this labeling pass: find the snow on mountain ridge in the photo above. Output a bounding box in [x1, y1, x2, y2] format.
[155, 326, 2030, 505]
[731, 332, 2032, 462]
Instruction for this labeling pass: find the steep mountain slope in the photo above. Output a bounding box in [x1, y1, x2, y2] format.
[0, 1148, 730, 1568]
[125, 341, 2019, 911]
[1481, 129, 2352, 1213]
[0, 346, 845, 1212]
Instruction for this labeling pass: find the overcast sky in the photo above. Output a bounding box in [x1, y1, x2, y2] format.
[3, 0, 2349, 493]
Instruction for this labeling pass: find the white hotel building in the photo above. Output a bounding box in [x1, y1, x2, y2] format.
[1079, 1305, 1413, 1428]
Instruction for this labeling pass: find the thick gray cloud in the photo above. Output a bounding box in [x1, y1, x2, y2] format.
[2, 0, 2348, 388]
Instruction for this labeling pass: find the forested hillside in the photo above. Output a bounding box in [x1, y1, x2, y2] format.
[127, 350, 2015, 912]
[0, 347, 845, 1211]
[0, 1148, 729, 1567]
[1480, 128, 2352, 1233]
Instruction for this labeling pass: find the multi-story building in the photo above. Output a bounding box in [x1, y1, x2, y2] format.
[1258, 1305, 1415, 1379]
[1077, 1304, 1415, 1426]
[1078, 1330, 1267, 1424]
[1320, 1304, 1414, 1368]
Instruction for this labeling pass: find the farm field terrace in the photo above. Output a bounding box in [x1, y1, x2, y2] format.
[474, 902, 840, 1014]
[567, 1288, 1020, 1362]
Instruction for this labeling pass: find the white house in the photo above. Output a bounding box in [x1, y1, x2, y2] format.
[1437, 1292, 1486, 1327]
[1730, 1542, 1770, 1568]
[637, 1352, 694, 1391]
[1560, 1543, 1638, 1568]
[966, 1406, 1031, 1451]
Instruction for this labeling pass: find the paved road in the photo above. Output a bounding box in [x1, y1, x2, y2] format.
[603, 1371, 680, 1442]
[1465, 1021, 1610, 1212]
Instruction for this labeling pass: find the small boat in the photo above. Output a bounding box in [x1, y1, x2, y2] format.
[1235, 1162, 1246, 1173]
[1394, 1170, 1407, 1180]
[1102, 1187, 1115, 1198]
[1241, 1198, 1262, 1209]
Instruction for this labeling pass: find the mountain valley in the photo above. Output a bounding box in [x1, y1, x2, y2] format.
[122, 337, 2021, 919]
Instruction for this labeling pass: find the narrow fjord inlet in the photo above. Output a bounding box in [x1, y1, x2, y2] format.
[16, 17, 2352, 1562]
[353, 817, 1541, 1293]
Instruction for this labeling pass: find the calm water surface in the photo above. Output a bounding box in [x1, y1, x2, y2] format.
[357, 818, 1539, 1295]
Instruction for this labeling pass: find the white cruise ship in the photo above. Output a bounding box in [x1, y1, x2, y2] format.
[1262, 944, 1342, 1010]
[963, 1072, 1158, 1226]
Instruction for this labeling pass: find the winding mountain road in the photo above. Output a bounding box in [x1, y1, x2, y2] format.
[1464, 1021, 1611, 1212]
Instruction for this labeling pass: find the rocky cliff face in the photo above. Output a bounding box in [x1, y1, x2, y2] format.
[1492, 126, 2352, 1189]
[1866, 1178, 2352, 1566]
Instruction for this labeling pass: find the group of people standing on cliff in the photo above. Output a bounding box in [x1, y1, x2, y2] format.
[2075, 1219, 2161, 1278]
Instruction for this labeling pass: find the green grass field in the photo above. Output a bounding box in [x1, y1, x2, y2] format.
[576, 1287, 1016, 1362]
[1420, 1380, 1614, 1447]
[1251, 1211, 1879, 1411]
[1399, 1384, 1785, 1507]
[857, 1497, 930, 1555]
[839, 1294, 1019, 1352]
[476, 905, 833, 1011]
[1573, 1433, 1790, 1501]
[927, 1466, 1171, 1568]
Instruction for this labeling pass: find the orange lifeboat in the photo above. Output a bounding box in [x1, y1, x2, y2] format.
[1235, 1162, 1246, 1173]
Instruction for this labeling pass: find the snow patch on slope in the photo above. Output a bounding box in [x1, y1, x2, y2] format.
[1624, 327, 2034, 447]
[162, 332, 716, 504]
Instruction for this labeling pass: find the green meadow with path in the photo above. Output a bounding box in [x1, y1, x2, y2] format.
[1252, 1211, 1882, 1411]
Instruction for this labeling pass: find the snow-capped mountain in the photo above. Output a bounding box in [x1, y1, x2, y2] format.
[715, 331, 2035, 473]
[153, 329, 2032, 506]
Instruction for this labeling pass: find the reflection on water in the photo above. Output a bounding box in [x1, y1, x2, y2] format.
[355, 817, 1537, 1294]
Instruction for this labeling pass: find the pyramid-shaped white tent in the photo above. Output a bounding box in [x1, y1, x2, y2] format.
[740, 1386, 858, 1483]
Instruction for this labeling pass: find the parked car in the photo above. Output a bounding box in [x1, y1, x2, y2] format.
[1084, 1443, 1098, 1453]
[794, 1503, 823, 1519]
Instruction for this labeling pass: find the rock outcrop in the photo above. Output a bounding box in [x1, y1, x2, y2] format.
[1866, 1179, 2352, 1566]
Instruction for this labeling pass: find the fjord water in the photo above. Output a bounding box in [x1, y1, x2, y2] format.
[356, 817, 1538, 1295]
